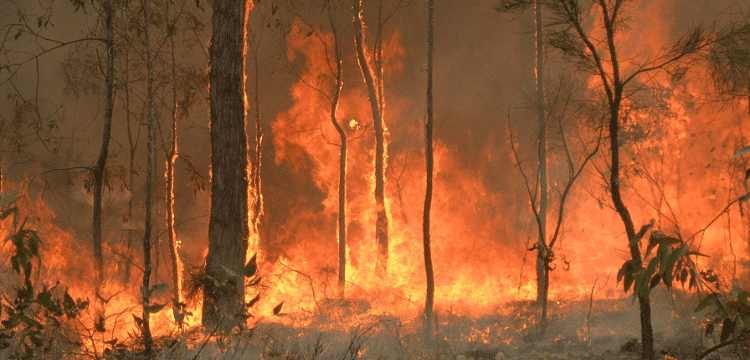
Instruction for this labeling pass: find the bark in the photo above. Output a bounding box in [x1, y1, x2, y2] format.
[598, 3, 653, 358]
[423, 0, 435, 331]
[327, 1, 347, 299]
[534, 0, 549, 327]
[92, 0, 115, 286]
[203, 0, 249, 331]
[141, 0, 154, 353]
[353, 0, 389, 275]
[124, 41, 137, 284]
[167, 30, 185, 321]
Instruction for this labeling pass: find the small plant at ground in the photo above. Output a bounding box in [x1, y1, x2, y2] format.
[694, 273, 750, 359]
[0, 190, 89, 359]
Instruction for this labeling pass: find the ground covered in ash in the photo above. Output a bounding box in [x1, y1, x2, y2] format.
[106, 289, 745, 360]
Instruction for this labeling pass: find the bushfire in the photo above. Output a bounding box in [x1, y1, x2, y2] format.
[1, 0, 750, 359]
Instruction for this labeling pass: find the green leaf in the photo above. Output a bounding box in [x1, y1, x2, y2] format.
[637, 258, 659, 299]
[687, 251, 710, 257]
[10, 256, 20, 274]
[145, 302, 166, 313]
[14, 28, 23, 40]
[247, 293, 260, 308]
[132, 314, 144, 330]
[695, 294, 718, 312]
[720, 318, 736, 342]
[731, 145, 750, 159]
[244, 254, 258, 277]
[150, 283, 168, 294]
[649, 274, 662, 289]
[19, 314, 42, 329]
[3, 314, 21, 330]
[272, 301, 284, 315]
[663, 243, 688, 288]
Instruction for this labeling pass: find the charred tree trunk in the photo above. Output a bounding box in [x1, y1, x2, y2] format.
[141, 0, 155, 353]
[203, 0, 249, 331]
[353, 0, 389, 276]
[327, 1, 347, 299]
[92, 0, 115, 286]
[534, 0, 549, 328]
[423, 0, 435, 331]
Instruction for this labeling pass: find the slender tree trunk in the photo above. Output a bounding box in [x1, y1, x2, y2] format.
[92, 0, 115, 286]
[423, 0, 435, 331]
[534, 0, 549, 328]
[141, 0, 154, 353]
[124, 42, 137, 284]
[353, 0, 389, 276]
[597, 6, 653, 358]
[203, 0, 249, 331]
[167, 31, 185, 323]
[327, 1, 347, 299]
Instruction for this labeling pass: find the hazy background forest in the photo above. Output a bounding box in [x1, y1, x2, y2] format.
[2, 0, 750, 358]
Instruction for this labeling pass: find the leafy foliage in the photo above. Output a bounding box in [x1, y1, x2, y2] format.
[0, 192, 88, 359]
[616, 228, 704, 301]
[695, 277, 750, 352]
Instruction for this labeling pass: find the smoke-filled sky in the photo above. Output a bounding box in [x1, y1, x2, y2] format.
[1, 0, 750, 315]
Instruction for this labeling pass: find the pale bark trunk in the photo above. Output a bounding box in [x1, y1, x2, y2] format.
[327, 1, 347, 299]
[353, 0, 389, 275]
[167, 31, 185, 321]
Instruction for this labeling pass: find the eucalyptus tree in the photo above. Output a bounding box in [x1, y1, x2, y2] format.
[499, 1, 713, 358]
[202, 0, 251, 330]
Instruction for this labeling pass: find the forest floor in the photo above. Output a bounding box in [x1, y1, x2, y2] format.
[101, 288, 747, 360]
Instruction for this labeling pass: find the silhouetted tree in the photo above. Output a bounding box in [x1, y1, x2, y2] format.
[140, 0, 155, 353]
[202, 0, 250, 331]
[500, 1, 712, 358]
[423, 0, 436, 333]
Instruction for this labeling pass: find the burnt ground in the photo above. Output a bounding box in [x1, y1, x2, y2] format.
[123, 287, 750, 360]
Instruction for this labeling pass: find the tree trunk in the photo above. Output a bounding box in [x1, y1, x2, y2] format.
[124, 40, 137, 285]
[353, 0, 389, 276]
[92, 0, 115, 286]
[327, 1, 347, 300]
[534, 0, 549, 328]
[423, 0, 435, 332]
[203, 0, 249, 331]
[141, 0, 155, 353]
[167, 30, 185, 323]
[608, 93, 654, 360]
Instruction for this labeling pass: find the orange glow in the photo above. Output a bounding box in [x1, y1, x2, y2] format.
[3, 1, 750, 355]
